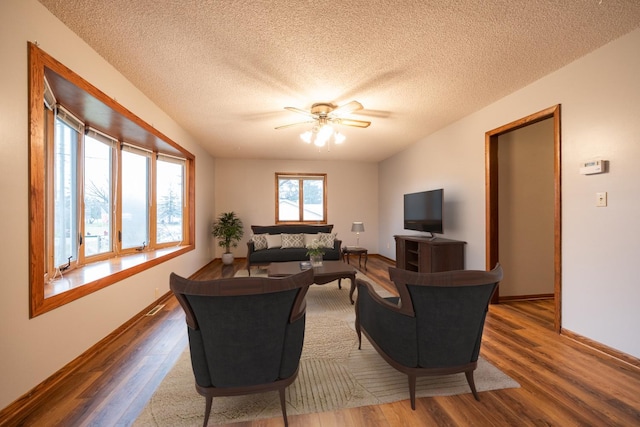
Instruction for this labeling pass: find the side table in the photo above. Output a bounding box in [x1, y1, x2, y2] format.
[342, 246, 368, 270]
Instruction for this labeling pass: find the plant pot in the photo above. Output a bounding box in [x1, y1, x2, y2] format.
[221, 252, 234, 265]
[310, 254, 323, 267]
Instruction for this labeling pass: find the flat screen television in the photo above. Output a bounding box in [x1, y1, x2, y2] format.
[403, 189, 443, 236]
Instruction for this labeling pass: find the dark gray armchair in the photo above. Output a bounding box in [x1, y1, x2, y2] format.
[355, 264, 503, 409]
[170, 268, 314, 427]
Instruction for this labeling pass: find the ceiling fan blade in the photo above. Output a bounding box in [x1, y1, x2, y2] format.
[284, 106, 317, 119]
[275, 120, 315, 130]
[329, 100, 363, 117]
[335, 118, 371, 128]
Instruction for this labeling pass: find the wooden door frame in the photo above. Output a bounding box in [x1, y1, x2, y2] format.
[485, 104, 562, 332]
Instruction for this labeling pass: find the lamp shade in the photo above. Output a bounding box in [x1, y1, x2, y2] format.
[351, 222, 365, 232]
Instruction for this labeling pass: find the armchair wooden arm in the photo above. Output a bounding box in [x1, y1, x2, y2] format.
[355, 279, 407, 314]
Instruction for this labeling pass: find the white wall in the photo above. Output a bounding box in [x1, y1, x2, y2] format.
[378, 120, 489, 264]
[213, 158, 379, 256]
[379, 28, 640, 358]
[0, 0, 216, 409]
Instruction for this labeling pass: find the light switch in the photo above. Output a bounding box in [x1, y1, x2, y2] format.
[596, 192, 607, 207]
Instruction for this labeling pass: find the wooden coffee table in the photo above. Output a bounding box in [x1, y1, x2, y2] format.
[267, 260, 358, 304]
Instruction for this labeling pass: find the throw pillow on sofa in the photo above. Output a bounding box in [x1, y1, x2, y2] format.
[265, 234, 282, 249]
[317, 232, 337, 248]
[281, 233, 304, 248]
[304, 233, 319, 247]
[252, 234, 268, 251]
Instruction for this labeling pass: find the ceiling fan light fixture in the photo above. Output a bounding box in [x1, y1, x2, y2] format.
[277, 100, 371, 151]
[318, 124, 333, 139]
[300, 130, 313, 143]
[303, 123, 343, 148]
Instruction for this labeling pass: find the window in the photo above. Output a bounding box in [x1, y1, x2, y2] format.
[156, 156, 185, 244]
[120, 147, 151, 250]
[29, 43, 195, 317]
[276, 173, 327, 223]
[51, 112, 80, 269]
[83, 131, 114, 259]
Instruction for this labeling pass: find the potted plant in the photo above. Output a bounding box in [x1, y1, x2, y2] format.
[306, 239, 325, 267]
[211, 211, 244, 265]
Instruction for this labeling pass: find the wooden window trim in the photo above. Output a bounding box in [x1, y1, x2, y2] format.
[275, 172, 327, 224]
[28, 43, 196, 317]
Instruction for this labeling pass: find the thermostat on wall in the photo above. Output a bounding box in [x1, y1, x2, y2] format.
[580, 159, 606, 175]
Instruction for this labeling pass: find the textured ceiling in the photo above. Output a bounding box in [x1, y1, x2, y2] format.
[38, 0, 640, 162]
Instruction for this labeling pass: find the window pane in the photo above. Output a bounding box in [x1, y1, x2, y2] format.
[156, 159, 184, 243]
[84, 135, 112, 256]
[53, 118, 79, 267]
[278, 178, 300, 221]
[302, 179, 324, 221]
[121, 150, 149, 249]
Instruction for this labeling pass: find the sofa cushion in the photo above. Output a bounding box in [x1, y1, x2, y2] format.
[265, 234, 282, 249]
[317, 232, 337, 248]
[252, 234, 268, 250]
[251, 224, 334, 235]
[281, 233, 305, 248]
[249, 247, 342, 263]
[250, 248, 309, 263]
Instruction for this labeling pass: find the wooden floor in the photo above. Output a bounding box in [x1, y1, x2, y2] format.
[6, 256, 640, 426]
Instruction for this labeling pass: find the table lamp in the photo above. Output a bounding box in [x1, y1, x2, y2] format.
[351, 222, 365, 246]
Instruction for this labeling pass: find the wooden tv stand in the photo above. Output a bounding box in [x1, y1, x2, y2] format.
[394, 235, 465, 273]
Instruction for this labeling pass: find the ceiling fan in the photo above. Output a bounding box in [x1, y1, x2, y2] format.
[275, 100, 371, 130]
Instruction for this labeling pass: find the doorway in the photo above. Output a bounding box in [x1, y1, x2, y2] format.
[485, 105, 562, 332]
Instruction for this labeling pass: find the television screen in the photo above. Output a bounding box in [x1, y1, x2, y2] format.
[403, 189, 443, 234]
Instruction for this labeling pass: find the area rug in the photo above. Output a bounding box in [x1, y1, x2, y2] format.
[135, 270, 519, 426]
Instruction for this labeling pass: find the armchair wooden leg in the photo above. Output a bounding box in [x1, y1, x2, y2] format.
[203, 396, 212, 427]
[465, 370, 480, 401]
[408, 375, 417, 410]
[279, 387, 289, 427]
[355, 301, 362, 349]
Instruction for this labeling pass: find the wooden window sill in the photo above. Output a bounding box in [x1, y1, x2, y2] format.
[36, 245, 192, 315]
